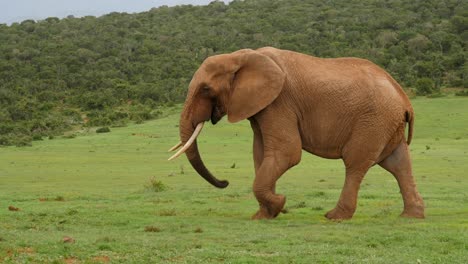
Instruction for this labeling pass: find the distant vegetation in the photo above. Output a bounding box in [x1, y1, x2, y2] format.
[0, 0, 467, 146]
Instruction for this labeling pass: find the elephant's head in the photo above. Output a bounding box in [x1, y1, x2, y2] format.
[168, 49, 285, 188]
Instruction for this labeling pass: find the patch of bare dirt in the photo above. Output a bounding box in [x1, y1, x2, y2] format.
[62, 236, 75, 243]
[91, 256, 110, 263]
[64, 257, 80, 264]
[8, 206, 19, 211]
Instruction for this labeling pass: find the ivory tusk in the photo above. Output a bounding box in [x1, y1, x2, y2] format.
[168, 141, 182, 152]
[168, 122, 204, 161]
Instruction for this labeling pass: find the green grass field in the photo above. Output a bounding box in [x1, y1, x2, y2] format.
[1, 97, 467, 263]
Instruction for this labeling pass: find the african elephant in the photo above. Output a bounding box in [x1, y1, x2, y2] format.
[168, 47, 425, 220]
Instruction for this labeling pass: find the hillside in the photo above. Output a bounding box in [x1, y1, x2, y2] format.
[0, 0, 467, 146]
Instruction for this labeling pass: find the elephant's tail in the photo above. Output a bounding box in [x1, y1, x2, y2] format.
[405, 110, 414, 145]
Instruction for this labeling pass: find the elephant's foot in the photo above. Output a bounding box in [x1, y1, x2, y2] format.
[251, 195, 286, 220]
[325, 205, 354, 221]
[400, 204, 425, 219]
[252, 206, 274, 220]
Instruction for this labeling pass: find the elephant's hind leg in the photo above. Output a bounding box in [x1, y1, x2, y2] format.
[379, 141, 425, 218]
[326, 126, 384, 220]
[325, 159, 374, 220]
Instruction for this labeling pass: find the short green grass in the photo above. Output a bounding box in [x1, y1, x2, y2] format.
[1, 97, 467, 263]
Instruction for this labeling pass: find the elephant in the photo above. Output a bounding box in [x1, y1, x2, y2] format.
[168, 47, 425, 220]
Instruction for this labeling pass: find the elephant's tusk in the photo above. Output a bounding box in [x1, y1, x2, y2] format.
[168, 141, 182, 152]
[168, 122, 204, 161]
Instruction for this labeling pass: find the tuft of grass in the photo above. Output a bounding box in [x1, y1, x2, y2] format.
[290, 201, 307, 209]
[97, 244, 112, 251]
[158, 209, 176, 216]
[311, 191, 326, 197]
[144, 176, 166, 192]
[144, 226, 161, 232]
[194, 227, 203, 233]
[54, 196, 65, 201]
[67, 209, 79, 215]
[361, 194, 377, 199]
[38, 196, 66, 202]
[311, 206, 324, 211]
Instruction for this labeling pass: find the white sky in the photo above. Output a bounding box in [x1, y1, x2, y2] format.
[0, 0, 231, 24]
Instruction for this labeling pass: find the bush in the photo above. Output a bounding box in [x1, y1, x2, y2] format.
[455, 90, 468, 96]
[62, 134, 76, 139]
[96, 127, 111, 133]
[129, 104, 154, 122]
[86, 109, 127, 127]
[404, 88, 417, 99]
[0, 135, 12, 146]
[14, 136, 33, 147]
[32, 134, 43, 141]
[415, 78, 435, 95]
[426, 93, 446, 98]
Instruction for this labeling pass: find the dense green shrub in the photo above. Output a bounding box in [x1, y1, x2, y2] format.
[96, 127, 111, 133]
[14, 136, 33, 147]
[415, 78, 436, 96]
[455, 90, 468, 96]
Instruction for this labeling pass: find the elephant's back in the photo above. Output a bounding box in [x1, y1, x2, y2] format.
[270, 51, 411, 158]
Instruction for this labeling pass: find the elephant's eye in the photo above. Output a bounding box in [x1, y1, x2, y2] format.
[201, 86, 211, 94]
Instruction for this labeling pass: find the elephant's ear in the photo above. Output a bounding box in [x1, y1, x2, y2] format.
[227, 50, 285, 123]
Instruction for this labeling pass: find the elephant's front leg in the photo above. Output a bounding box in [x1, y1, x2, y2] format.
[251, 120, 280, 219]
[249, 109, 302, 220]
[252, 155, 292, 220]
[250, 118, 264, 172]
[251, 136, 302, 219]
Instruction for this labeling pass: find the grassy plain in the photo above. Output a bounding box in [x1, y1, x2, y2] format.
[1, 97, 467, 263]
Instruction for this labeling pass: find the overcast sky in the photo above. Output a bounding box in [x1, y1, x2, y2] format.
[0, 0, 231, 24]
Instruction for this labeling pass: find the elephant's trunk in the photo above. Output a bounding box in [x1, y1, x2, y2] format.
[175, 116, 229, 189]
[184, 137, 229, 188]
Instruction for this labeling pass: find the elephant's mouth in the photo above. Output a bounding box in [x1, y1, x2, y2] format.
[211, 104, 225, 125]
